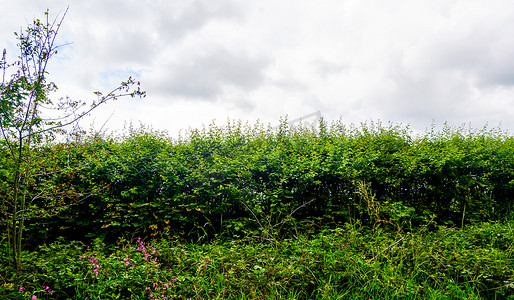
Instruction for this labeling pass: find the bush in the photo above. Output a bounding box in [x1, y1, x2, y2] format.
[4, 120, 513, 245]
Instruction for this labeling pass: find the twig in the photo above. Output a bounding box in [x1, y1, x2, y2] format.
[251, 235, 274, 242]
[240, 201, 265, 230]
[370, 237, 404, 260]
[487, 282, 514, 291]
[274, 198, 316, 229]
[293, 234, 313, 247]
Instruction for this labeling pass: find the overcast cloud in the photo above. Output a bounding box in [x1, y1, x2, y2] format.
[1, 0, 513, 136]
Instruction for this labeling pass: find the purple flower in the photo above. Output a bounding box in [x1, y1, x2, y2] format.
[32, 296, 37, 300]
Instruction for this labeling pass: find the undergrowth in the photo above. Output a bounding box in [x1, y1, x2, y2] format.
[2, 220, 513, 299]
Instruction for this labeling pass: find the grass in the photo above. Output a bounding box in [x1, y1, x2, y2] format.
[2, 219, 514, 299]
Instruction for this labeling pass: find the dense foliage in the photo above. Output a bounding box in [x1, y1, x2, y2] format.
[1, 120, 512, 245]
[1, 120, 514, 298]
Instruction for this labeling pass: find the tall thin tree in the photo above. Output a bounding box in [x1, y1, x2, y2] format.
[0, 8, 145, 270]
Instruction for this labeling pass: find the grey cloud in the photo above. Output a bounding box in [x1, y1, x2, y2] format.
[312, 59, 349, 78]
[101, 29, 157, 66]
[425, 20, 514, 88]
[373, 11, 514, 131]
[376, 51, 470, 123]
[484, 68, 514, 87]
[151, 47, 270, 99]
[66, 0, 242, 66]
[376, 64, 510, 133]
[154, 0, 242, 44]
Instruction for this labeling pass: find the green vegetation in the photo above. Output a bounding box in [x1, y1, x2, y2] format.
[1, 121, 514, 299]
[2, 214, 514, 299]
[1, 8, 513, 300]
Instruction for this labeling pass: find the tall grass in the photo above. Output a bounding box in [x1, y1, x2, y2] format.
[3, 219, 513, 299]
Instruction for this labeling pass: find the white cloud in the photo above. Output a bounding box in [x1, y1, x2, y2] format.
[2, 0, 514, 136]
[146, 46, 270, 100]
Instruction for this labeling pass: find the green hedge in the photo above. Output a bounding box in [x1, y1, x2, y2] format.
[3, 120, 513, 245]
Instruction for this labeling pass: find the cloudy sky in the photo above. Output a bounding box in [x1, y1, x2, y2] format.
[2, 0, 514, 136]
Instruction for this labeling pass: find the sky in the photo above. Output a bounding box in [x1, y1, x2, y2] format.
[2, 0, 514, 137]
